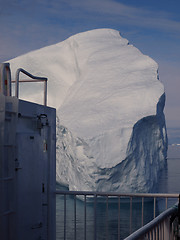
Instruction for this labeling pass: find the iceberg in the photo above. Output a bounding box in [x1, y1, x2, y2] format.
[9, 29, 167, 192]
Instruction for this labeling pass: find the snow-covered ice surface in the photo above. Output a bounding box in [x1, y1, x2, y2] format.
[9, 29, 167, 193]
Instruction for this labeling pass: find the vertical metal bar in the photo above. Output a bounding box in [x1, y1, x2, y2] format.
[6, 65, 11, 96]
[162, 219, 164, 240]
[172, 222, 174, 240]
[160, 221, 163, 240]
[0, 63, 11, 96]
[162, 221, 164, 240]
[153, 227, 155, 239]
[130, 197, 132, 234]
[141, 197, 144, 226]
[118, 197, 120, 240]
[156, 225, 158, 239]
[178, 194, 180, 224]
[171, 221, 173, 240]
[64, 194, 66, 240]
[74, 195, 76, 240]
[106, 196, 108, 240]
[170, 221, 173, 240]
[84, 195, 86, 240]
[1, 63, 5, 95]
[160, 223, 162, 240]
[150, 230, 152, 240]
[44, 80, 47, 106]
[15, 69, 20, 98]
[94, 194, 97, 240]
[165, 197, 168, 209]
[151, 230, 153, 240]
[152, 228, 154, 239]
[153, 197, 156, 218]
[0, 64, 3, 93]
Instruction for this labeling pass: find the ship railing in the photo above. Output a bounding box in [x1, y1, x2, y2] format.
[13, 68, 48, 106]
[0, 63, 48, 106]
[124, 202, 179, 240]
[55, 190, 179, 240]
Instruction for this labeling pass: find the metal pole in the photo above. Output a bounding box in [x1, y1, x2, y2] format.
[0, 63, 11, 96]
[178, 194, 180, 224]
[74, 195, 76, 240]
[15, 68, 20, 98]
[6, 65, 11, 96]
[64, 195, 66, 240]
[84, 195, 86, 240]
[44, 79, 47, 106]
[130, 197, 132, 234]
[166, 197, 168, 210]
[94, 194, 97, 240]
[106, 196, 109, 240]
[118, 197, 120, 240]
[142, 197, 144, 227]
[154, 197, 156, 218]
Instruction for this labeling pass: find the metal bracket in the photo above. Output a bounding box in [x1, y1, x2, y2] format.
[15, 158, 22, 171]
[31, 222, 43, 229]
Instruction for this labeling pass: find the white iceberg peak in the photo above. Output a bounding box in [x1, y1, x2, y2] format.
[9, 29, 167, 193]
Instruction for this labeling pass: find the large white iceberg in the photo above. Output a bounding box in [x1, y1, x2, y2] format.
[9, 29, 167, 192]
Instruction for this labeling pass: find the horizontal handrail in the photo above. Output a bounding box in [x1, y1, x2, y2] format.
[13, 68, 48, 106]
[124, 204, 178, 239]
[56, 190, 179, 198]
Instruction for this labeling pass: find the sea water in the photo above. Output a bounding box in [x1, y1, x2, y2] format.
[56, 145, 180, 239]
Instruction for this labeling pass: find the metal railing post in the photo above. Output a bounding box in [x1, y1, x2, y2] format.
[44, 79, 47, 106]
[84, 195, 87, 240]
[178, 194, 180, 224]
[141, 197, 144, 227]
[130, 197, 132, 234]
[15, 68, 20, 98]
[94, 194, 97, 240]
[74, 195, 76, 240]
[64, 194, 66, 240]
[154, 197, 156, 218]
[0, 63, 11, 96]
[106, 195, 109, 239]
[118, 196, 121, 240]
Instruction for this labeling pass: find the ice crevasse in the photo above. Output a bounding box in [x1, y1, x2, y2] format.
[9, 28, 168, 193]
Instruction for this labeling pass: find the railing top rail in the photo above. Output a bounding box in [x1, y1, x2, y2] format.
[124, 204, 178, 240]
[55, 190, 179, 198]
[15, 68, 47, 81]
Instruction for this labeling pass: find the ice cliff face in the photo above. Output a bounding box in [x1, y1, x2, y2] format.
[9, 28, 167, 192]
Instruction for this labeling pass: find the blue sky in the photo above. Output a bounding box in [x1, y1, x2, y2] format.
[0, 0, 180, 142]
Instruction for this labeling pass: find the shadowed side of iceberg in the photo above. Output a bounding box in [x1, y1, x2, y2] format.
[95, 93, 167, 193]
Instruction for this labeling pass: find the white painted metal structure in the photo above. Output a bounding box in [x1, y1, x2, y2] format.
[0, 63, 56, 240]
